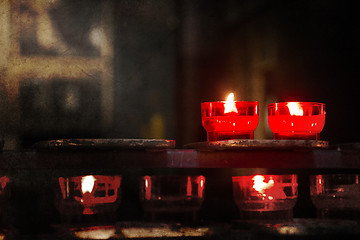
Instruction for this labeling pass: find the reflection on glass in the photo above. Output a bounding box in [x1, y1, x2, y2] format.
[310, 174, 360, 220]
[57, 175, 121, 216]
[140, 176, 205, 222]
[232, 175, 298, 220]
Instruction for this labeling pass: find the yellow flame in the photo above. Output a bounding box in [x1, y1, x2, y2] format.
[287, 102, 304, 116]
[252, 175, 274, 193]
[81, 175, 96, 194]
[224, 93, 238, 113]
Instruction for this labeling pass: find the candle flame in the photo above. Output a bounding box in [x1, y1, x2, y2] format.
[287, 102, 304, 116]
[81, 175, 96, 194]
[224, 93, 238, 113]
[252, 175, 274, 193]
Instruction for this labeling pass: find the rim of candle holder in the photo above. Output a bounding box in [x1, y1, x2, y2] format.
[33, 138, 176, 151]
[183, 139, 328, 151]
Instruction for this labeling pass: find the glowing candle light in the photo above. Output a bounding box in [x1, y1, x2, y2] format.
[201, 93, 259, 141]
[224, 93, 238, 114]
[232, 175, 298, 220]
[287, 102, 304, 116]
[268, 102, 325, 140]
[82, 175, 96, 194]
[57, 175, 121, 216]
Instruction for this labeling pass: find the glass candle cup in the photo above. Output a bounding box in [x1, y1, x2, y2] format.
[310, 174, 360, 220]
[0, 175, 10, 226]
[201, 101, 259, 141]
[139, 175, 205, 222]
[268, 102, 325, 140]
[56, 175, 122, 223]
[232, 175, 298, 220]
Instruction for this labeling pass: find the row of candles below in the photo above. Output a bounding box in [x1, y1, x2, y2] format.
[202, 93, 326, 141]
[2, 174, 359, 222]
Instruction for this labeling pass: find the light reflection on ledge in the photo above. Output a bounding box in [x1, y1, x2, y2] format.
[73, 226, 117, 240]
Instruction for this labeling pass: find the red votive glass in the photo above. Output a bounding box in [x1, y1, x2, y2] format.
[0, 175, 10, 217]
[139, 175, 205, 222]
[232, 175, 298, 220]
[56, 175, 121, 223]
[201, 101, 259, 141]
[268, 102, 325, 140]
[310, 174, 360, 220]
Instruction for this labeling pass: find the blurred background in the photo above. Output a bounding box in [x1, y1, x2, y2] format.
[0, 0, 359, 149]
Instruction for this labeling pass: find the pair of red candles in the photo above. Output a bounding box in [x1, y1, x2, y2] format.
[202, 93, 326, 141]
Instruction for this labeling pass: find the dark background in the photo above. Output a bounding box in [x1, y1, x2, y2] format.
[0, 0, 359, 237]
[0, 0, 358, 148]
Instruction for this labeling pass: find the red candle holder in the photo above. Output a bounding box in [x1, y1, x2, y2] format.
[310, 174, 360, 220]
[56, 175, 121, 221]
[0, 176, 10, 196]
[201, 94, 259, 141]
[0, 175, 10, 208]
[268, 102, 325, 140]
[232, 175, 298, 220]
[139, 175, 205, 222]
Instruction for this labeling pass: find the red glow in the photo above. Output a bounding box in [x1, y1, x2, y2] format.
[251, 175, 287, 200]
[144, 176, 152, 200]
[268, 102, 325, 140]
[58, 175, 121, 215]
[197, 176, 205, 198]
[0, 176, 10, 194]
[315, 175, 324, 195]
[186, 176, 192, 196]
[232, 175, 298, 213]
[202, 100, 259, 141]
[252, 175, 274, 193]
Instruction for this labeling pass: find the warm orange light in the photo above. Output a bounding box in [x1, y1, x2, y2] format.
[197, 176, 205, 198]
[81, 175, 96, 194]
[74, 226, 117, 239]
[224, 92, 238, 114]
[287, 102, 304, 116]
[144, 176, 152, 200]
[252, 175, 274, 193]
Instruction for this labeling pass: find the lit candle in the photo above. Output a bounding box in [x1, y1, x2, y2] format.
[268, 102, 325, 140]
[232, 174, 298, 220]
[58, 175, 121, 216]
[201, 93, 259, 141]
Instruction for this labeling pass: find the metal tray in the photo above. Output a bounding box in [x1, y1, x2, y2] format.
[33, 138, 176, 151]
[184, 139, 328, 151]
